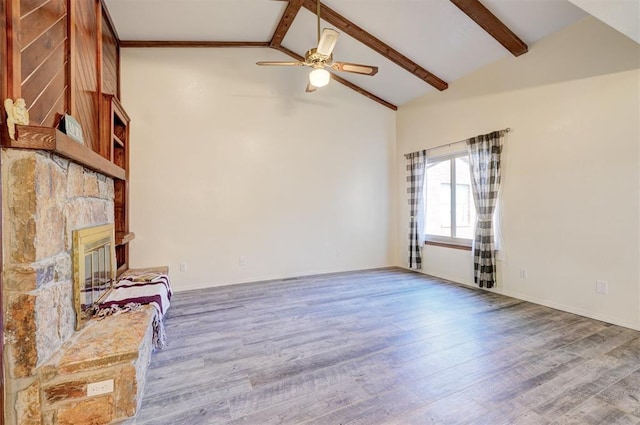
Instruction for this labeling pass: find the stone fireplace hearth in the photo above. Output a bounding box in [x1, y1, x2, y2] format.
[2, 148, 116, 423]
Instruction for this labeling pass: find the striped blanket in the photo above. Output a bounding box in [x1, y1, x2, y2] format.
[98, 268, 173, 349]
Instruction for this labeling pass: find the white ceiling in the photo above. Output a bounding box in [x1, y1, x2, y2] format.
[568, 0, 640, 44]
[104, 0, 631, 108]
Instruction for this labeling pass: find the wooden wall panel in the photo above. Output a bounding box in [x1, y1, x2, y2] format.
[20, 0, 46, 16]
[41, 86, 67, 127]
[21, 17, 66, 81]
[8, 0, 120, 152]
[19, 0, 65, 47]
[26, 62, 65, 125]
[22, 42, 65, 114]
[73, 0, 99, 152]
[101, 13, 118, 96]
[17, 0, 67, 126]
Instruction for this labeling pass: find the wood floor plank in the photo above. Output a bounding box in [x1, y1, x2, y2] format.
[606, 337, 640, 362]
[596, 369, 640, 416]
[131, 398, 231, 425]
[301, 386, 424, 425]
[519, 355, 640, 420]
[123, 268, 640, 425]
[462, 349, 585, 407]
[404, 343, 540, 404]
[464, 399, 550, 425]
[382, 392, 488, 425]
[227, 356, 393, 419]
[549, 396, 640, 425]
[226, 379, 369, 424]
[563, 326, 639, 359]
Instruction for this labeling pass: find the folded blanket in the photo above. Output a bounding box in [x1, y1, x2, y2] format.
[97, 268, 173, 349]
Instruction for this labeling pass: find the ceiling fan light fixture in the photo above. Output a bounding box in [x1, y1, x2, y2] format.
[309, 68, 330, 88]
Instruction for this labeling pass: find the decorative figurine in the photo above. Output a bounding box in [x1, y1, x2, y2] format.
[4, 98, 30, 140]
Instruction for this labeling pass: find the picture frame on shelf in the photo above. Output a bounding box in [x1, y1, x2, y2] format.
[59, 114, 84, 144]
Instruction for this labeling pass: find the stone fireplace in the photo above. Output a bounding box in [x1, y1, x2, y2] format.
[2, 148, 115, 423]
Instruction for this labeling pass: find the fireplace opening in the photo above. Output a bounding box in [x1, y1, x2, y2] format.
[72, 224, 117, 330]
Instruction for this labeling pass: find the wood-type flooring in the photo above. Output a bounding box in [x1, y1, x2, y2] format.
[124, 268, 640, 425]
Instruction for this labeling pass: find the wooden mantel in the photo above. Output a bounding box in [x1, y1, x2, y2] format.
[1, 124, 126, 180]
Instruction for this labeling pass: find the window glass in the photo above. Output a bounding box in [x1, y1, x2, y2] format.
[424, 153, 476, 244]
[425, 160, 450, 237]
[455, 157, 475, 239]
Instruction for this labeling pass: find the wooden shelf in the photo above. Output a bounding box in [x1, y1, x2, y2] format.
[1, 125, 126, 180]
[102, 94, 132, 274]
[115, 232, 135, 245]
[113, 106, 130, 125]
[113, 134, 125, 148]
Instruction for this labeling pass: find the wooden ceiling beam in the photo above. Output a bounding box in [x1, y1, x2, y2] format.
[120, 41, 270, 48]
[276, 46, 397, 111]
[301, 0, 448, 91]
[450, 0, 528, 57]
[270, 0, 304, 48]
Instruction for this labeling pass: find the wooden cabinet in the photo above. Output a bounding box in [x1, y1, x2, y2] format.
[101, 94, 133, 276]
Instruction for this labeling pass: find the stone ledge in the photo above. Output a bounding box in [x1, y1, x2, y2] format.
[40, 305, 155, 424]
[57, 307, 154, 375]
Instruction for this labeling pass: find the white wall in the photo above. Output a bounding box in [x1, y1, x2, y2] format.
[397, 17, 640, 329]
[121, 48, 396, 291]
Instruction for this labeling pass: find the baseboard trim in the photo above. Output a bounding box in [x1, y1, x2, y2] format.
[400, 265, 640, 332]
[497, 288, 640, 332]
[173, 265, 401, 293]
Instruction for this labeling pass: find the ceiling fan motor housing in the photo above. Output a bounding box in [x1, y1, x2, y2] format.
[305, 48, 332, 67]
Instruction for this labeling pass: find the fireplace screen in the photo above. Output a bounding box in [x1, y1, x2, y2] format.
[72, 224, 116, 330]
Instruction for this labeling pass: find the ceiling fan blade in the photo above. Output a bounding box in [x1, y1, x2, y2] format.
[305, 82, 317, 93]
[256, 61, 304, 67]
[331, 62, 379, 76]
[316, 28, 339, 57]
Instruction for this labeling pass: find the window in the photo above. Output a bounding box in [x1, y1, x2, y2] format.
[424, 152, 476, 246]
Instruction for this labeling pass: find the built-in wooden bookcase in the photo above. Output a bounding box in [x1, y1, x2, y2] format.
[101, 94, 133, 276]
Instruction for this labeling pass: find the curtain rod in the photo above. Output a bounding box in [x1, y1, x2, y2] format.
[404, 128, 511, 158]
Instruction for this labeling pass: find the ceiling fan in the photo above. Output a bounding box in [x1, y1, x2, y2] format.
[257, 1, 378, 92]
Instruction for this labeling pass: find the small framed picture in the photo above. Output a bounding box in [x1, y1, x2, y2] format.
[59, 114, 84, 144]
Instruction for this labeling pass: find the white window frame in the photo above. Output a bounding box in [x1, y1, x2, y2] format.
[424, 151, 474, 248]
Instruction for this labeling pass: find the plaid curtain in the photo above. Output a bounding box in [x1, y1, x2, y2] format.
[406, 150, 427, 269]
[466, 131, 504, 288]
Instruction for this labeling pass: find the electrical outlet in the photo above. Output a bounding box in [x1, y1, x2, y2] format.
[239, 256, 247, 267]
[87, 379, 114, 397]
[179, 263, 187, 272]
[520, 269, 528, 279]
[596, 280, 608, 295]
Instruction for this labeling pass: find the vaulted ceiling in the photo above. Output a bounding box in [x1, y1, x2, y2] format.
[104, 0, 606, 110]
